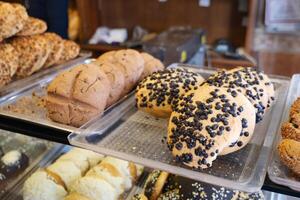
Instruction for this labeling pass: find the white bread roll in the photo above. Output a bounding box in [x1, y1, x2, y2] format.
[47, 160, 82, 189]
[23, 170, 67, 200]
[70, 175, 118, 200]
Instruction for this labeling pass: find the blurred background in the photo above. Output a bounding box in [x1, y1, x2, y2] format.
[4, 0, 300, 76]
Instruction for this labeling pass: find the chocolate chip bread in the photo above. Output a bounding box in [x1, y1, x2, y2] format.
[16, 17, 47, 36]
[204, 67, 274, 123]
[136, 68, 205, 118]
[46, 64, 111, 127]
[168, 86, 243, 169]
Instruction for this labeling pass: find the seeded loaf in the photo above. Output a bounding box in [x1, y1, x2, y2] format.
[140, 52, 164, 80]
[0, 43, 19, 87]
[167, 86, 242, 169]
[136, 68, 205, 118]
[59, 40, 80, 63]
[43, 32, 64, 68]
[16, 17, 47, 36]
[0, 2, 28, 41]
[10, 35, 50, 77]
[93, 61, 125, 106]
[46, 64, 111, 127]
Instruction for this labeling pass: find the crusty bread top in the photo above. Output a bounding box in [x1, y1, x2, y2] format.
[47, 64, 111, 110]
[0, 2, 28, 40]
[43, 32, 64, 68]
[10, 34, 50, 77]
[0, 43, 19, 77]
[16, 17, 47, 36]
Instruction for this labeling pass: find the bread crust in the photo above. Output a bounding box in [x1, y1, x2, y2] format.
[278, 139, 300, 176]
[46, 64, 111, 127]
[16, 17, 47, 36]
[10, 35, 50, 77]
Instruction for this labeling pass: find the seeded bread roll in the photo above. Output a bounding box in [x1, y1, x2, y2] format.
[93, 61, 125, 106]
[86, 162, 125, 196]
[218, 88, 256, 155]
[70, 175, 118, 200]
[100, 157, 137, 190]
[59, 40, 80, 63]
[144, 170, 169, 200]
[23, 169, 67, 200]
[281, 122, 300, 142]
[205, 67, 274, 123]
[0, 43, 19, 87]
[10, 35, 50, 77]
[140, 52, 164, 80]
[0, 2, 28, 41]
[278, 139, 300, 176]
[46, 64, 111, 127]
[136, 68, 205, 118]
[97, 49, 145, 95]
[16, 17, 47, 36]
[47, 160, 82, 189]
[65, 193, 90, 200]
[43, 32, 64, 68]
[168, 86, 242, 169]
[290, 97, 300, 117]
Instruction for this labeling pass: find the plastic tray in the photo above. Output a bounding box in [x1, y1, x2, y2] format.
[4, 145, 147, 200]
[268, 74, 300, 191]
[0, 130, 63, 199]
[68, 64, 290, 193]
[0, 51, 91, 101]
[0, 59, 134, 134]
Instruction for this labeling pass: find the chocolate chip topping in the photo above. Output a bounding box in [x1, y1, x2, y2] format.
[168, 87, 242, 168]
[204, 67, 272, 123]
[136, 68, 204, 111]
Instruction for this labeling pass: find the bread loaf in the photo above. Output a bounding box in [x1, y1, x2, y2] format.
[0, 2, 28, 41]
[0, 43, 19, 87]
[96, 49, 144, 95]
[46, 64, 111, 127]
[43, 32, 65, 68]
[140, 52, 164, 80]
[10, 35, 50, 77]
[16, 17, 47, 36]
[93, 62, 125, 106]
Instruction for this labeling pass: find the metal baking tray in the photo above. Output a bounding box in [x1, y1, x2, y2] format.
[69, 64, 290, 193]
[0, 51, 91, 101]
[0, 58, 134, 135]
[0, 130, 63, 199]
[4, 145, 147, 200]
[268, 74, 300, 191]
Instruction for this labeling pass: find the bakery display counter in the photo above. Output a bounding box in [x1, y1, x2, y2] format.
[68, 64, 290, 193]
